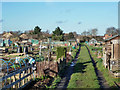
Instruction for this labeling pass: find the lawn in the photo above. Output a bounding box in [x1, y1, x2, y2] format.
[67, 45, 100, 88]
[88, 45, 120, 87]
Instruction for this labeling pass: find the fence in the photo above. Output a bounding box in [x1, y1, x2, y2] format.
[0, 57, 36, 90]
[0, 56, 67, 89]
[36, 58, 66, 78]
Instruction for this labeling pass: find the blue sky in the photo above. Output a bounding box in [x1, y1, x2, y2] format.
[2, 2, 118, 35]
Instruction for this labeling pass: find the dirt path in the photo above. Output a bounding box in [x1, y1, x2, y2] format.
[85, 45, 110, 88]
[57, 45, 81, 89]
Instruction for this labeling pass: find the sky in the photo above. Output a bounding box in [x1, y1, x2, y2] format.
[1, 2, 118, 35]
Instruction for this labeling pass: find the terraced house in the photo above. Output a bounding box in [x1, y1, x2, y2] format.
[103, 34, 120, 77]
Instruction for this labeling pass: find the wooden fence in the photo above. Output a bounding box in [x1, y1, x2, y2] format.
[0, 57, 67, 89]
[36, 58, 66, 78]
[0, 63, 36, 90]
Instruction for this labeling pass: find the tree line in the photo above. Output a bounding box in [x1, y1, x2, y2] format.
[81, 27, 120, 36]
[2, 26, 120, 41]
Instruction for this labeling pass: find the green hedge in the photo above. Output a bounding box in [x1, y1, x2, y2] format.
[56, 47, 67, 59]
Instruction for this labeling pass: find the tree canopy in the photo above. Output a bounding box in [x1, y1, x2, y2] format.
[68, 32, 74, 39]
[81, 29, 98, 36]
[53, 27, 63, 36]
[52, 27, 64, 41]
[106, 27, 120, 35]
[33, 26, 41, 34]
[91, 29, 98, 36]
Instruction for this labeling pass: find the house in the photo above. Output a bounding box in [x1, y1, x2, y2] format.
[88, 38, 97, 45]
[103, 34, 120, 76]
[104, 34, 113, 40]
[2, 32, 13, 46]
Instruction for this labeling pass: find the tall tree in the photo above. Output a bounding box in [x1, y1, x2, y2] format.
[52, 27, 64, 41]
[53, 27, 63, 36]
[68, 32, 74, 39]
[34, 26, 41, 34]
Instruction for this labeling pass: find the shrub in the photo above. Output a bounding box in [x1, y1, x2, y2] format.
[56, 47, 67, 59]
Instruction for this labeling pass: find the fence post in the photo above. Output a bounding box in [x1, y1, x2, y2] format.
[19, 71, 21, 88]
[32, 64, 35, 81]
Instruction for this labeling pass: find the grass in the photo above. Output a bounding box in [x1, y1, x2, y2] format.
[67, 45, 100, 88]
[88, 45, 120, 87]
[49, 75, 61, 88]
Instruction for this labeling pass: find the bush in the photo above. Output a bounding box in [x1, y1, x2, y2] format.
[56, 47, 67, 59]
[36, 56, 44, 62]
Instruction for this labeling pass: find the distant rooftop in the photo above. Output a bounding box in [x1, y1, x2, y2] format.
[105, 34, 120, 42]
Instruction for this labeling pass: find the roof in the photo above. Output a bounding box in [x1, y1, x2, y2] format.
[2, 32, 13, 38]
[105, 34, 120, 42]
[89, 38, 97, 41]
[20, 34, 28, 39]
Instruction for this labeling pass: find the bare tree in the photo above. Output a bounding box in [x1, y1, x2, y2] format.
[73, 31, 78, 38]
[106, 27, 119, 35]
[91, 28, 98, 36]
[81, 30, 91, 36]
[81, 31, 87, 36]
[86, 30, 91, 36]
[116, 28, 120, 34]
[45, 30, 50, 34]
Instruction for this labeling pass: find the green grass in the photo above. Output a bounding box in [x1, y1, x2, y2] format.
[49, 75, 61, 88]
[88, 45, 120, 87]
[67, 46, 100, 88]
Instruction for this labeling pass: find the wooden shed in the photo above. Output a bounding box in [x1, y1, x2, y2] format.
[103, 34, 120, 75]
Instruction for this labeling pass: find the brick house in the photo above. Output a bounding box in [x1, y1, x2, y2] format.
[103, 34, 120, 75]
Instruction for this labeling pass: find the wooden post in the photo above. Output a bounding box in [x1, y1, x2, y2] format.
[22, 71, 25, 86]
[12, 75, 15, 88]
[19, 71, 21, 88]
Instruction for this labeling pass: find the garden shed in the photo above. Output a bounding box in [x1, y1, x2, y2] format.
[0, 38, 4, 46]
[89, 38, 97, 45]
[28, 39, 39, 45]
[103, 34, 120, 77]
